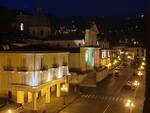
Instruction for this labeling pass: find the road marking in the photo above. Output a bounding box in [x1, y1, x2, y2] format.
[108, 97, 112, 101]
[119, 97, 123, 101]
[81, 94, 127, 103]
[116, 97, 119, 101]
[102, 104, 111, 113]
[86, 94, 90, 98]
[112, 97, 115, 101]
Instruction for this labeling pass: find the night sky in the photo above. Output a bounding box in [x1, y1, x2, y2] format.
[0, 0, 146, 16]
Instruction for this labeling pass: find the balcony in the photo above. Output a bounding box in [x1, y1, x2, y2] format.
[62, 62, 68, 66]
[3, 66, 14, 71]
[40, 65, 48, 71]
[52, 64, 59, 68]
[17, 66, 28, 72]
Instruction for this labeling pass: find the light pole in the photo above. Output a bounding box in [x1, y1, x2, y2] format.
[61, 84, 68, 105]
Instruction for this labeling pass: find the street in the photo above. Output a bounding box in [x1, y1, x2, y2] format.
[59, 63, 145, 113]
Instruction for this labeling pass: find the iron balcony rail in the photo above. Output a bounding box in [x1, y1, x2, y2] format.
[40, 65, 48, 71]
[17, 66, 28, 72]
[3, 66, 14, 71]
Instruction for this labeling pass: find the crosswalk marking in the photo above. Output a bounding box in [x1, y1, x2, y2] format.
[81, 94, 127, 103]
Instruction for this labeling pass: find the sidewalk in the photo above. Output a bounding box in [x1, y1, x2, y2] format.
[21, 89, 81, 113]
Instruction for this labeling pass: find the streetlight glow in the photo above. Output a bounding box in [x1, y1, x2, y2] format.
[140, 66, 144, 70]
[138, 71, 143, 76]
[125, 99, 134, 108]
[133, 80, 140, 86]
[142, 62, 145, 66]
[8, 109, 12, 113]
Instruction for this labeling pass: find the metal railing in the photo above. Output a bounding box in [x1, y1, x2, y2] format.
[3, 66, 14, 71]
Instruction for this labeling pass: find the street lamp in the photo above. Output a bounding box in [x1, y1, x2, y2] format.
[107, 63, 111, 69]
[138, 71, 143, 76]
[142, 62, 145, 66]
[133, 80, 140, 87]
[140, 65, 144, 70]
[125, 99, 135, 113]
[113, 59, 117, 65]
[61, 84, 68, 105]
[8, 109, 12, 113]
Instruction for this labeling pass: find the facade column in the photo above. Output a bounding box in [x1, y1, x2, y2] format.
[45, 87, 51, 103]
[56, 83, 60, 97]
[28, 92, 32, 103]
[32, 92, 37, 111]
[41, 88, 46, 96]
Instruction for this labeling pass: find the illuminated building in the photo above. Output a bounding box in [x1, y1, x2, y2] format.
[69, 47, 100, 72]
[100, 49, 111, 66]
[0, 51, 69, 110]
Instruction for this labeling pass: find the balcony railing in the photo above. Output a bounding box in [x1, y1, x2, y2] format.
[52, 64, 59, 68]
[40, 65, 48, 71]
[3, 66, 14, 71]
[62, 62, 68, 66]
[17, 66, 28, 72]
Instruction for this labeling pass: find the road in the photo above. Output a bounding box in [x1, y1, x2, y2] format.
[59, 64, 145, 113]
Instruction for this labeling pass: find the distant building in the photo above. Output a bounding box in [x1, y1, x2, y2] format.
[17, 3, 51, 38]
[125, 47, 146, 59]
[97, 39, 111, 66]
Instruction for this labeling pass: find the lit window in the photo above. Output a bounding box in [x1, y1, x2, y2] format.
[20, 23, 24, 31]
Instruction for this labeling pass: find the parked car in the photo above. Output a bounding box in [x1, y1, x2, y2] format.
[113, 69, 119, 78]
[123, 81, 136, 91]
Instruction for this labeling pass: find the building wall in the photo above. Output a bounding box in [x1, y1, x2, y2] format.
[69, 47, 100, 72]
[0, 52, 69, 98]
[69, 53, 80, 69]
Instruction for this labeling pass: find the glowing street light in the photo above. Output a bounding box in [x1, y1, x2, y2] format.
[8, 109, 12, 113]
[142, 62, 145, 66]
[138, 71, 143, 76]
[128, 56, 131, 59]
[61, 84, 68, 105]
[133, 80, 140, 87]
[125, 99, 134, 107]
[113, 59, 118, 65]
[140, 66, 144, 70]
[61, 84, 68, 92]
[107, 63, 112, 68]
[125, 99, 135, 113]
[125, 52, 129, 55]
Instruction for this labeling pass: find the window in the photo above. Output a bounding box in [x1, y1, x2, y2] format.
[20, 23, 24, 31]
